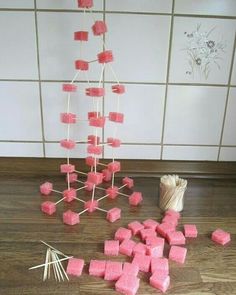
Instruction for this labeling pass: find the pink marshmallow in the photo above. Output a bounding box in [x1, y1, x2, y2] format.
[146, 237, 165, 257]
[60, 164, 75, 173]
[84, 181, 94, 191]
[112, 84, 125, 94]
[169, 246, 187, 264]
[132, 243, 147, 256]
[84, 200, 99, 213]
[119, 239, 136, 257]
[40, 182, 53, 196]
[129, 192, 143, 206]
[106, 207, 121, 223]
[89, 116, 106, 128]
[60, 113, 77, 124]
[109, 112, 124, 123]
[107, 161, 121, 173]
[140, 228, 156, 241]
[132, 253, 151, 273]
[77, 0, 93, 8]
[156, 223, 175, 238]
[87, 144, 102, 155]
[115, 274, 140, 295]
[87, 171, 103, 185]
[63, 188, 76, 202]
[104, 261, 123, 281]
[104, 240, 119, 256]
[106, 186, 119, 199]
[128, 221, 144, 235]
[151, 257, 169, 275]
[74, 31, 88, 41]
[89, 260, 106, 277]
[87, 135, 100, 145]
[143, 219, 159, 231]
[97, 50, 113, 64]
[41, 201, 56, 215]
[66, 172, 78, 183]
[107, 137, 121, 148]
[102, 168, 112, 182]
[66, 258, 84, 277]
[165, 209, 181, 220]
[123, 262, 139, 276]
[63, 210, 80, 225]
[88, 111, 100, 119]
[85, 156, 98, 167]
[162, 215, 178, 227]
[92, 20, 107, 36]
[150, 272, 170, 293]
[184, 224, 198, 238]
[86, 87, 105, 97]
[122, 177, 134, 189]
[62, 83, 77, 92]
[115, 227, 132, 242]
[166, 231, 186, 245]
[60, 139, 76, 149]
[75, 59, 89, 70]
[211, 228, 231, 245]
[146, 236, 165, 247]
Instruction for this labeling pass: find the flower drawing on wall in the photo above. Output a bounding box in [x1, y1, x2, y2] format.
[183, 24, 226, 79]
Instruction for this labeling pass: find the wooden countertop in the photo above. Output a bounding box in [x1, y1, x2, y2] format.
[0, 175, 235, 294]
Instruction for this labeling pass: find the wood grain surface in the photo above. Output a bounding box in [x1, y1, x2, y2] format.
[0, 174, 235, 295]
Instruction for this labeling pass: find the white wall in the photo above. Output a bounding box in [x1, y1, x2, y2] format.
[0, 0, 236, 161]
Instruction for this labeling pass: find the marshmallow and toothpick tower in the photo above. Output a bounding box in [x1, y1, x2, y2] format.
[40, 0, 143, 225]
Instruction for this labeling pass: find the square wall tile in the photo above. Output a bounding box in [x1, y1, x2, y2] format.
[106, 0, 172, 13]
[45, 143, 87, 158]
[164, 85, 227, 145]
[219, 147, 236, 161]
[104, 144, 161, 160]
[222, 88, 236, 145]
[42, 82, 102, 141]
[162, 145, 218, 161]
[175, 0, 236, 16]
[104, 84, 165, 143]
[169, 17, 235, 84]
[0, 0, 33, 8]
[37, 0, 103, 10]
[0, 12, 38, 79]
[105, 14, 171, 83]
[231, 51, 236, 85]
[38, 12, 103, 80]
[0, 82, 42, 141]
[0, 142, 43, 157]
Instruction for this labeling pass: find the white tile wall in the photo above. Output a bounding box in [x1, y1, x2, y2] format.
[0, 1, 236, 161]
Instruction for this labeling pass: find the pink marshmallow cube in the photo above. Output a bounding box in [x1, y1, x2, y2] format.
[107, 137, 121, 148]
[40, 182, 53, 196]
[151, 257, 169, 275]
[63, 188, 76, 202]
[169, 246, 187, 264]
[89, 260, 106, 277]
[156, 223, 175, 238]
[75, 59, 89, 70]
[86, 87, 105, 97]
[77, 0, 93, 8]
[85, 156, 98, 167]
[119, 239, 136, 257]
[106, 207, 121, 222]
[146, 244, 163, 258]
[165, 209, 181, 220]
[133, 243, 147, 256]
[84, 181, 94, 191]
[102, 168, 112, 182]
[41, 201, 56, 215]
[88, 111, 100, 119]
[128, 221, 144, 235]
[92, 20, 107, 36]
[66, 172, 78, 183]
[104, 240, 119, 256]
[107, 161, 121, 173]
[87, 144, 102, 155]
[104, 261, 123, 281]
[106, 186, 119, 199]
[66, 258, 84, 277]
[162, 215, 178, 227]
[60, 164, 75, 173]
[60, 139, 76, 149]
[146, 236, 165, 248]
[115, 274, 140, 295]
[84, 200, 99, 213]
[97, 50, 113, 64]
[63, 210, 80, 225]
[123, 262, 139, 277]
[87, 171, 103, 185]
[89, 116, 106, 128]
[143, 219, 159, 231]
[184, 224, 198, 238]
[115, 227, 132, 242]
[112, 84, 125, 94]
[88, 135, 100, 145]
[150, 272, 170, 293]
[74, 31, 88, 41]
[60, 112, 77, 124]
[132, 253, 151, 273]
[62, 83, 77, 92]
[211, 229, 231, 245]
[129, 192, 143, 206]
[122, 177, 134, 189]
[166, 231, 186, 245]
[109, 112, 124, 123]
[140, 228, 156, 241]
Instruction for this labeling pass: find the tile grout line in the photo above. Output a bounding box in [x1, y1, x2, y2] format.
[160, 0, 175, 160]
[34, 0, 46, 158]
[217, 33, 236, 161]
